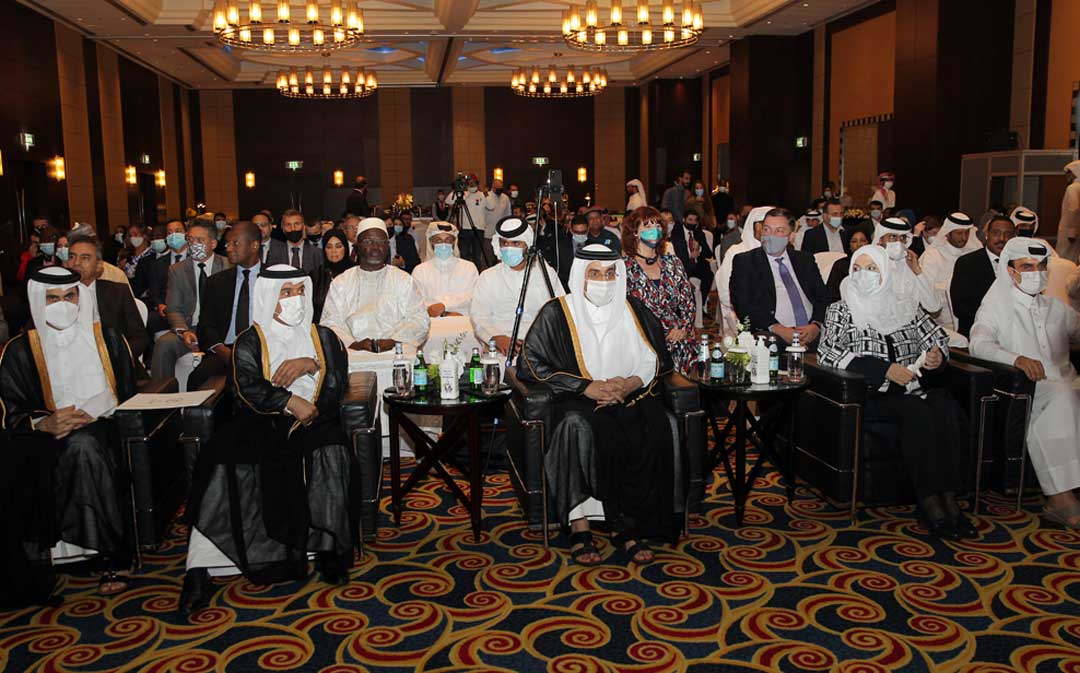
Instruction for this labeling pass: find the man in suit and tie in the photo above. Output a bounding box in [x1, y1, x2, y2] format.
[342, 214, 360, 263]
[252, 212, 274, 265]
[669, 209, 715, 296]
[731, 208, 830, 348]
[266, 209, 322, 273]
[139, 220, 189, 337]
[186, 221, 262, 392]
[802, 199, 851, 256]
[950, 215, 1016, 337]
[150, 222, 231, 380]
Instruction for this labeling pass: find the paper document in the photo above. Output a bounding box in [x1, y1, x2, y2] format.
[115, 389, 214, 411]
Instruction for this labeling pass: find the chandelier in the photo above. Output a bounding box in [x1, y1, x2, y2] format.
[276, 65, 377, 99]
[212, 1, 364, 53]
[511, 65, 608, 98]
[562, 1, 704, 53]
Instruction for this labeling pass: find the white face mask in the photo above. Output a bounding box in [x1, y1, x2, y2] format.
[45, 300, 79, 330]
[824, 190, 833, 198]
[585, 279, 616, 307]
[510, 190, 518, 198]
[726, 218, 738, 230]
[1015, 270, 1048, 296]
[925, 235, 935, 246]
[851, 268, 881, 295]
[694, 188, 705, 197]
[468, 186, 478, 194]
[275, 294, 307, 326]
[128, 236, 145, 248]
[870, 209, 883, 221]
[719, 186, 728, 194]
[885, 241, 907, 260]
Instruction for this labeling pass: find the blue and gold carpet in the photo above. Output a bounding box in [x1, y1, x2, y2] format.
[2, 461, 1079, 672]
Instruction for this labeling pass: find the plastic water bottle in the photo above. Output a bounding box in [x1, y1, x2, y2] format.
[482, 338, 502, 394]
[697, 334, 711, 379]
[392, 343, 412, 395]
[787, 332, 806, 383]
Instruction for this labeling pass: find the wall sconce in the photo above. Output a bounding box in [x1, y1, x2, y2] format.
[0, 149, 3, 176]
[333, 170, 344, 186]
[577, 166, 587, 182]
[125, 165, 137, 185]
[493, 167, 504, 182]
[245, 171, 256, 189]
[49, 156, 65, 181]
[155, 169, 166, 187]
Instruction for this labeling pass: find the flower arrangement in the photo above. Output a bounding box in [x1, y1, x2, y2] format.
[844, 207, 866, 220]
[393, 193, 417, 216]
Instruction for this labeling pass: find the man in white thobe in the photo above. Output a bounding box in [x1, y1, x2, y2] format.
[920, 212, 982, 332]
[1056, 160, 1080, 256]
[319, 218, 429, 356]
[970, 237, 1080, 529]
[714, 205, 772, 336]
[869, 171, 896, 209]
[412, 221, 479, 317]
[470, 216, 565, 357]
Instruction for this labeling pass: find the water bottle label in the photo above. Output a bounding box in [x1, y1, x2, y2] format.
[769, 356, 779, 370]
[470, 368, 482, 384]
[709, 362, 724, 379]
[414, 369, 428, 386]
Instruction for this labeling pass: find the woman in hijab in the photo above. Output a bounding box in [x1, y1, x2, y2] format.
[312, 229, 354, 322]
[818, 245, 976, 540]
[518, 243, 682, 566]
[180, 265, 353, 616]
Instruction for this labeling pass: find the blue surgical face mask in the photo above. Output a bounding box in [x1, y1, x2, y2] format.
[762, 234, 789, 255]
[56, 246, 70, 262]
[829, 216, 843, 228]
[433, 243, 454, 260]
[393, 225, 404, 235]
[40, 243, 55, 257]
[167, 232, 187, 251]
[500, 246, 524, 268]
[640, 226, 662, 243]
[694, 188, 705, 197]
[572, 233, 588, 245]
[151, 239, 167, 254]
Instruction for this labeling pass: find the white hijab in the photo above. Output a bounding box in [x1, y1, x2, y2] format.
[27, 267, 112, 411]
[566, 244, 655, 381]
[840, 243, 917, 335]
[252, 264, 319, 403]
[929, 212, 982, 260]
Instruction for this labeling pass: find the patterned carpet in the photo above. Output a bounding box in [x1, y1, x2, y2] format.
[2, 457, 1079, 673]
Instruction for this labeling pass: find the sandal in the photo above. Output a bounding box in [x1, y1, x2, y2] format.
[569, 530, 603, 566]
[1043, 503, 1080, 530]
[97, 572, 129, 596]
[615, 535, 654, 567]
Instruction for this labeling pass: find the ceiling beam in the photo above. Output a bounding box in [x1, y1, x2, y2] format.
[436, 38, 465, 85]
[433, 0, 481, 32]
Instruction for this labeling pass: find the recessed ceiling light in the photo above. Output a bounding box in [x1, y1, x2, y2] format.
[766, 21, 771, 24]
[705, 50, 710, 54]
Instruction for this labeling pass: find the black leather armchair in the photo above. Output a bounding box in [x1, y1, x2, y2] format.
[793, 355, 996, 522]
[341, 371, 382, 546]
[950, 348, 1038, 510]
[179, 375, 229, 494]
[503, 367, 706, 544]
[114, 376, 183, 562]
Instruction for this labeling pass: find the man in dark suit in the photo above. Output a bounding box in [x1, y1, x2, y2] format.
[950, 215, 1015, 337]
[150, 222, 231, 380]
[188, 221, 262, 391]
[801, 199, 851, 256]
[343, 176, 372, 218]
[266, 210, 322, 273]
[556, 216, 592, 290]
[731, 208, 830, 348]
[66, 234, 150, 362]
[669, 210, 715, 295]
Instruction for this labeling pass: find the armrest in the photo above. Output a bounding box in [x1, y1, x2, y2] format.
[505, 366, 555, 424]
[941, 360, 995, 400]
[804, 356, 867, 405]
[340, 371, 378, 434]
[179, 375, 228, 442]
[661, 371, 701, 416]
[950, 348, 1036, 398]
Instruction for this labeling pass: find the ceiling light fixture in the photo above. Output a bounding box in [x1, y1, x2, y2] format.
[213, 0, 364, 53]
[510, 64, 608, 98]
[562, 1, 703, 53]
[275, 64, 377, 99]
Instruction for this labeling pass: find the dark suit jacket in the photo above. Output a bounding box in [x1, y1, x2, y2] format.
[950, 248, 996, 337]
[825, 255, 850, 304]
[344, 189, 371, 218]
[197, 265, 256, 350]
[165, 254, 231, 331]
[801, 225, 851, 256]
[387, 232, 421, 273]
[95, 279, 150, 359]
[730, 247, 830, 332]
[266, 239, 323, 273]
[669, 223, 714, 283]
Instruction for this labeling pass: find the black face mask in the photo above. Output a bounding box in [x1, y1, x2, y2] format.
[308, 233, 322, 244]
[495, 188, 504, 196]
[285, 229, 304, 243]
[685, 220, 698, 229]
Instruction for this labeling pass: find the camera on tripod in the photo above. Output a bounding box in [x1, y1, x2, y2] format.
[451, 172, 469, 196]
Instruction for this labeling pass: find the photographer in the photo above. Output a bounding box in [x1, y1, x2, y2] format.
[444, 173, 489, 269]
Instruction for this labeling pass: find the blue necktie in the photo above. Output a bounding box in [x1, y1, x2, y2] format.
[775, 257, 809, 326]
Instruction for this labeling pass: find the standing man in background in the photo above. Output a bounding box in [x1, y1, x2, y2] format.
[485, 178, 513, 265]
[661, 170, 692, 224]
[344, 176, 372, 218]
[446, 174, 488, 269]
[1057, 161, 1080, 255]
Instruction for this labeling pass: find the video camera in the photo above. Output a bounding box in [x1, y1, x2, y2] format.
[451, 172, 469, 196]
[545, 169, 564, 196]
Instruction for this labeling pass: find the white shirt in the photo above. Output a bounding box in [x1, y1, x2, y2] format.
[824, 225, 844, 253]
[871, 187, 896, 209]
[484, 192, 512, 238]
[412, 257, 480, 315]
[765, 250, 813, 328]
[446, 191, 487, 235]
[191, 259, 210, 326]
[319, 265, 430, 347]
[971, 286, 1080, 381]
[82, 280, 100, 321]
[470, 260, 566, 344]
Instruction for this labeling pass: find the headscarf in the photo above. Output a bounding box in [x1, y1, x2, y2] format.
[840, 243, 917, 335]
[983, 236, 1051, 306]
[871, 216, 937, 314]
[27, 267, 112, 411]
[426, 220, 461, 264]
[872, 217, 913, 246]
[492, 216, 534, 258]
[626, 179, 648, 211]
[252, 264, 318, 403]
[1065, 160, 1080, 181]
[566, 244, 654, 380]
[929, 212, 982, 259]
[739, 205, 774, 250]
[321, 229, 355, 277]
[1010, 206, 1039, 234]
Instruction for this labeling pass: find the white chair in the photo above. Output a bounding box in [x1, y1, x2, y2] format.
[813, 251, 846, 284]
[134, 297, 149, 327]
[174, 352, 197, 392]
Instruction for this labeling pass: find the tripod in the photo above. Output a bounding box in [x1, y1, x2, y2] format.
[448, 191, 490, 269]
[505, 231, 558, 369]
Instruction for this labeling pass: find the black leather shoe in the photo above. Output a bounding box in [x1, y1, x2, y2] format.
[918, 494, 961, 541]
[317, 551, 351, 586]
[941, 492, 979, 539]
[178, 569, 212, 616]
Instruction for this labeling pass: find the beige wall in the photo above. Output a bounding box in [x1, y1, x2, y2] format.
[811, 25, 827, 197]
[452, 88, 486, 181]
[96, 44, 129, 232]
[158, 77, 181, 220]
[199, 91, 239, 219]
[710, 74, 730, 185]
[54, 24, 95, 225]
[593, 88, 626, 211]
[378, 89, 414, 202]
[1045, 0, 1080, 149]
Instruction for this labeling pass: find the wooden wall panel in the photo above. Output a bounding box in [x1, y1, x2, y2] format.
[55, 23, 94, 225]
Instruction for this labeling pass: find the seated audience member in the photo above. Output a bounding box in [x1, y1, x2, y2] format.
[66, 234, 149, 361]
[252, 212, 274, 264]
[69, 223, 131, 287]
[319, 218, 428, 355]
[341, 214, 361, 262]
[730, 208, 830, 347]
[626, 179, 647, 212]
[715, 206, 771, 336]
[517, 243, 681, 566]
[412, 222, 479, 318]
[866, 199, 886, 226]
[818, 245, 976, 539]
[970, 238, 1080, 529]
[151, 223, 230, 380]
[556, 215, 592, 290]
[872, 217, 942, 317]
[670, 209, 715, 296]
[143, 220, 190, 329]
[17, 229, 42, 283]
[1011, 206, 1039, 239]
[950, 215, 1015, 337]
[622, 207, 697, 374]
[802, 199, 849, 255]
[305, 218, 325, 248]
[0, 267, 139, 595]
[716, 209, 745, 264]
[123, 224, 154, 279]
[188, 221, 263, 391]
[585, 207, 622, 253]
[919, 212, 982, 332]
[267, 210, 322, 273]
[132, 225, 170, 334]
[825, 227, 871, 302]
[471, 216, 565, 357]
[388, 215, 421, 273]
[311, 229, 354, 322]
[178, 266, 353, 616]
[25, 227, 65, 281]
[794, 208, 822, 251]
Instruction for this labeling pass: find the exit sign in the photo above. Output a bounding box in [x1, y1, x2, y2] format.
[286, 160, 303, 171]
[532, 156, 549, 167]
